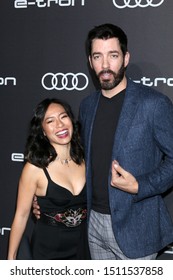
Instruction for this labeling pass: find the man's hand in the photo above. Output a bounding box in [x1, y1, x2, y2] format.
[32, 195, 41, 219]
[111, 160, 138, 194]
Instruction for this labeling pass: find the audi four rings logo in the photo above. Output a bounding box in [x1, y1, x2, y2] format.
[42, 72, 89, 91]
[112, 0, 164, 8]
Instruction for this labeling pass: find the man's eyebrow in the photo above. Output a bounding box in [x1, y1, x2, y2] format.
[92, 50, 120, 55]
[92, 51, 101, 55]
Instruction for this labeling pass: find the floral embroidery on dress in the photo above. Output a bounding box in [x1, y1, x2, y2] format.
[43, 208, 87, 227]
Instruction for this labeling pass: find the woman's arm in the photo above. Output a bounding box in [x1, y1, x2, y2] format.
[7, 163, 38, 260]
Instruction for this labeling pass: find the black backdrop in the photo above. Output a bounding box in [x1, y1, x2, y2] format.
[0, 0, 173, 260]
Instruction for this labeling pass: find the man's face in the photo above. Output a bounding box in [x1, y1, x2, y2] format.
[89, 38, 129, 91]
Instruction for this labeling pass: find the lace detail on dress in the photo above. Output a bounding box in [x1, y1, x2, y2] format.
[42, 208, 87, 227]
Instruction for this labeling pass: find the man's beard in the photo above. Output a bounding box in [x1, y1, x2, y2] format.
[97, 63, 125, 90]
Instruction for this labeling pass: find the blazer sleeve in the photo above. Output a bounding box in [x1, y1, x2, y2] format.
[134, 95, 173, 202]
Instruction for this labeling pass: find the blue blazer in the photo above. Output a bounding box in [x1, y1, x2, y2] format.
[79, 77, 173, 258]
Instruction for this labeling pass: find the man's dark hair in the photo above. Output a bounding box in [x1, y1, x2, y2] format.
[86, 23, 128, 56]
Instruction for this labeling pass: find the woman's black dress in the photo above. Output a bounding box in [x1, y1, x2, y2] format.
[31, 168, 90, 260]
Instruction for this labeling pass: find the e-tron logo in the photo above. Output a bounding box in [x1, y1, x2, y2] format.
[11, 153, 24, 162]
[112, 0, 164, 8]
[0, 227, 11, 236]
[0, 77, 16, 86]
[133, 77, 173, 87]
[14, 0, 85, 9]
[41, 72, 89, 91]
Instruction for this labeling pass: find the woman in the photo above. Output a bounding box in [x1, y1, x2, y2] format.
[8, 98, 90, 260]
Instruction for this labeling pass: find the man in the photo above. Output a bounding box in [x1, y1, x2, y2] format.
[78, 23, 173, 259]
[34, 23, 173, 260]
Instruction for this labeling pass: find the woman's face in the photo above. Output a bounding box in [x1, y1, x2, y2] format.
[42, 103, 73, 147]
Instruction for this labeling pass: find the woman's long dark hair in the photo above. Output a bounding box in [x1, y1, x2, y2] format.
[25, 98, 84, 168]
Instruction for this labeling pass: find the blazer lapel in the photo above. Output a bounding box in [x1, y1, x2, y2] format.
[84, 91, 101, 167]
[112, 79, 140, 158]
